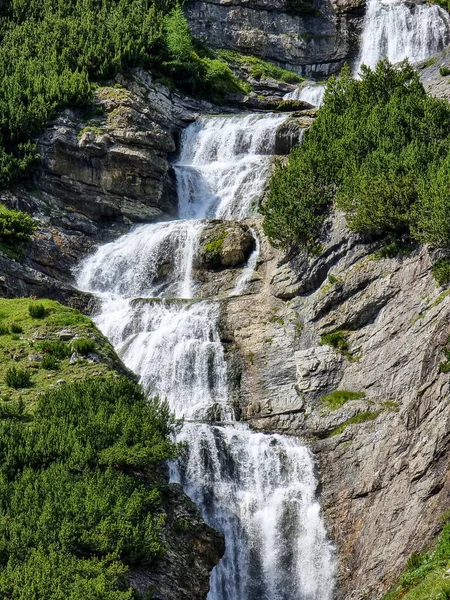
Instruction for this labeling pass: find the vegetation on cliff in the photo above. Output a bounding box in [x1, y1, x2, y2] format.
[262, 60, 450, 252]
[0, 0, 243, 188]
[0, 297, 185, 599]
[383, 520, 450, 600]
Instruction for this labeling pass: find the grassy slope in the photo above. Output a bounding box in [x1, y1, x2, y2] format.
[0, 298, 127, 409]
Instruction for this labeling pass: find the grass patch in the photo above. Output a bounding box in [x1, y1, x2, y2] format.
[28, 303, 48, 319]
[0, 298, 125, 410]
[71, 338, 96, 355]
[440, 66, 450, 77]
[216, 49, 304, 84]
[322, 390, 366, 410]
[328, 411, 381, 437]
[382, 520, 450, 600]
[320, 330, 353, 359]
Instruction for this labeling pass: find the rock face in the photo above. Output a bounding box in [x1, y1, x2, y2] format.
[184, 0, 366, 77]
[0, 71, 224, 303]
[130, 484, 224, 600]
[218, 213, 450, 599]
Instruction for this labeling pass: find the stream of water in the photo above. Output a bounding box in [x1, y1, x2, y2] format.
[76, 113, 335, 599]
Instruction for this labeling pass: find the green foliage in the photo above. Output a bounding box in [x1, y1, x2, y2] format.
[328, 411, 381, 437]
[432, 258, 450, 286]
[5, 366, 32, 389]
[440, 66, 450, 77]
[263, 60, 450, 251]
[203, 231, 228, 263]
[0, 377, 180, 598]
[320, 331, 350, 355]
[40, 353, 59, 370]
[322, 390, 366, 410]
[0, 0, 245, 188]
[28, 303, 48, 319]
[71, 337, 96, 355]
[37, 339, 72, 359]
[382, 520, 450, 600]
[0, 324, 9, 335]
[10, 322, 23, 334]
[216, 49, 303, 84]
[0, 204, 35, 258]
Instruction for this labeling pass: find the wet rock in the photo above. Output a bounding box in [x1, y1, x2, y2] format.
[274, 112, 316, 154]
[197, 221, 254, 270]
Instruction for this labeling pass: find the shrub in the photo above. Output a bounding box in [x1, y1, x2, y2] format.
[28, 303, 47, 319]
[263, 60, 450, 252]
[320, 331, 349, 353]
[71, 337, 95, 355]
[432, 258, 450, 286]
[0, 377, 181, 598]
[0, 324, 9, 335]
[0, 0, 251, 188]
[40, 354, 59, 370]
[0, 204, 35, 244]
[37, 340, 71, 359]
[440, 66, 450, 77]
[10, 323, 23, 334]
[322, 390, 366, 410]
[5, 366, 32, 389]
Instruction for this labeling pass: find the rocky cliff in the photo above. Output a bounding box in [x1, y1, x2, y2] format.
[184, 0, 366, 77]
[0, 70, 224, 305]
[209, 212, 450, 599]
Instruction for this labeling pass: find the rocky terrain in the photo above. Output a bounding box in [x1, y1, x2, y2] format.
[212, 212, 450, 599]
[184, 0, 366, 77]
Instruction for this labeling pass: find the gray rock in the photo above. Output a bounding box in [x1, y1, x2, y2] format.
[58, 329, 74, 341]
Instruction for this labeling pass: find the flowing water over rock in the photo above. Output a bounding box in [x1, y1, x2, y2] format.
[354, 0, 450, 72]
[76, 112, 335, 599]
[283, 84, 325, 108]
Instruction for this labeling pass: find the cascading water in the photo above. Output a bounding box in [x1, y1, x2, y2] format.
[76, 112, 335, 599]
[283, 84, 325, 108]
[354, 0, 450, 73]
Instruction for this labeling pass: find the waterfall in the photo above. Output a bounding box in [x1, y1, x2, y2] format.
[175, 113, 287, 220]
[231, 227, 260, 296]
[283, 84, 325, 108]
[355, 0, 450, 73]
[76, 112, 335, 599]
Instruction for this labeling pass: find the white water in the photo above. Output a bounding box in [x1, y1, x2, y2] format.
[231, 227, 260, 296]
[175, 113, 287, 220]
[355, 0, 450, 73]
[283, 83, 325, 108]
[76, 112, 335, 599]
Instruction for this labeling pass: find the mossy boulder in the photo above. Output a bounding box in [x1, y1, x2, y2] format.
[197, 221, 254, 270]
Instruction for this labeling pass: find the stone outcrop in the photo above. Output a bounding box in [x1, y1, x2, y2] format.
[130, 484, 224, 600]
[0, 71, 225, 302]
[218, 213, 450, 599]
[184, 0, 366, 77]
[419, 47, 450, 100]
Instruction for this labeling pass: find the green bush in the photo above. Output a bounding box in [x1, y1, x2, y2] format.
[28, 303, 47, 319]
[71, 337, 96, 355]
[40, 354, 59, 370]
[37, 339, 71, 358]
[432, 258, 450, 286]
[0, 377, 180, 598]
[0, 1, 246, 188]
[320, 331, 349, 353]
[440, 66, 450, 76]
[10, 323, 23, 334]
[0, 324, 9, 335]
[263, 60, 450, 252]
[5, 366, 32, 389]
